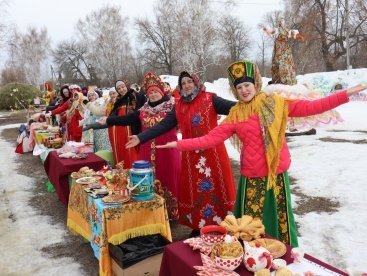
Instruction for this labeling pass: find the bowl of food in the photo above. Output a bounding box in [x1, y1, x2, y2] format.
[211, 239, 244, 271]
[200, 225, 227, 245]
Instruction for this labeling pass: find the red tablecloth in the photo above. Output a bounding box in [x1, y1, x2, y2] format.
[43, 151, 107, 205]
[159, 240, 349, 276]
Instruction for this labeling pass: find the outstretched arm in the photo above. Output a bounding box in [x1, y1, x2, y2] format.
[212, 95, 237, 115]
[126, 108, 178, 149]
[107, 111, 140, 127]
[288, 85, 367, 117]
[156, 141, 177, 149]
[84, 122, 108, 130]
[50, 101, 69, 116]
[138, 108, 177, 142]
[84, 111, 140, 130]
[157, 123, 236, 151]
[345, 84, 367, 97]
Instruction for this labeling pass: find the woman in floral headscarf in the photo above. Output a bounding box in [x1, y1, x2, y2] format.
[157, 60, 367, 246]
[126, 71, 237, 236]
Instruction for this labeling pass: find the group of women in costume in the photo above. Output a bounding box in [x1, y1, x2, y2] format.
[130, 62, 365, 246]
[45, 58, 366, 246]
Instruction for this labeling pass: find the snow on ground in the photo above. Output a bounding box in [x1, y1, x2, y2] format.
[0, 123, 84, 276]
[287, 102, 367, 274]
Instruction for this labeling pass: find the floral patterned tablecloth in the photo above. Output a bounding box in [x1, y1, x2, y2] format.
[67, 180, 172, 276]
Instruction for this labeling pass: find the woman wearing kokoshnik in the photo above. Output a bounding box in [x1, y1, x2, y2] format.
[157, 60, 367, 246]
[99, 73, 180, 220]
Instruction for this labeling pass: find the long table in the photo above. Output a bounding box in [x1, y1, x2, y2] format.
[159, 240, 349, 276]
[67, 180, 172, 276]
[43, 151, 106, 205]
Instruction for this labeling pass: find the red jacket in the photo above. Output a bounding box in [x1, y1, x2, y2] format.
[51, 101, 70, 116]
[178, 91, 349, 178]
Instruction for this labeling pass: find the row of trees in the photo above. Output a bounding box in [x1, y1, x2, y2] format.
[0, 0, 366, 88]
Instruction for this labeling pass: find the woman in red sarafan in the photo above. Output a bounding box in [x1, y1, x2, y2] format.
[126, 71, 237, 235]
[108, 80, 141, 168]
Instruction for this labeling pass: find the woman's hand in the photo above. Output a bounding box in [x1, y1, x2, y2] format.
[156, 141, 178, 149]
[346, 84, 367, 96]
[126, 135, 140, 148]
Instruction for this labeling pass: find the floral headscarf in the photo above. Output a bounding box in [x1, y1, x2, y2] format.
[178, 71, 206, 103]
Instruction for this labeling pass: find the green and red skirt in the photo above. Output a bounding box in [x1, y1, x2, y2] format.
[234, 171, 298, 247]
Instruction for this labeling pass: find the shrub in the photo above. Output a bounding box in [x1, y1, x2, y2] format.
[0, 83, 43, 111]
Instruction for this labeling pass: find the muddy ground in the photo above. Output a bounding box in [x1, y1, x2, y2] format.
[0, 110, 336, 275]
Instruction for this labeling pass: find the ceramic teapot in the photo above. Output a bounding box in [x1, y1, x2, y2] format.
[243, 241, 273, 272]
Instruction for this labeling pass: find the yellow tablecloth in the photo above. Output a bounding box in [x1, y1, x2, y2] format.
[67, 182, 91, 241]
[67, 180, 172, 276]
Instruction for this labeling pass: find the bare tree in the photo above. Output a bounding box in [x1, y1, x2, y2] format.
[52, 40, 95, 83]
[347, 0, 367, 68]
[6, 27, 50, 85]
[176, 0, 218, 80]
[217, 15, 251, 62]
[76, 5, 133, 85]
[255, 31, 272, 77]
[285, 0, 367, 71]
[1, 67, 27, 85]
[135, 0, 181, 74]
[0, 0, 10, 49]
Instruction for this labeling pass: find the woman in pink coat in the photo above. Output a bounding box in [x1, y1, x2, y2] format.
[158, 60, 367, 246]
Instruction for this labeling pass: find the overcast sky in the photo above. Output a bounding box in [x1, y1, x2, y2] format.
[0, 0, 282, 71]
[5, 0, 282, 46]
